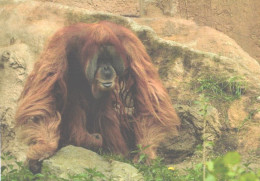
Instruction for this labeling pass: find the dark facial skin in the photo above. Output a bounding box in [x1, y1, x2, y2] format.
[91, 63, 117, 99]
[86, 45, 124, 99]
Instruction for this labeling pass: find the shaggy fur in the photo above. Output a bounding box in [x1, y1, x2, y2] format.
[15, 21, 180, 165]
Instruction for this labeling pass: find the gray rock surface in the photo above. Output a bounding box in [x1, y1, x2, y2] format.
[42, 145, 143, 181]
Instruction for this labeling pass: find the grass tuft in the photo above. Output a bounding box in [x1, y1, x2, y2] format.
[192, 75, 247, 101]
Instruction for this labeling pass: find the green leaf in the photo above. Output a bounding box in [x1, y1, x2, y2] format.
[213, 157, 228, 175]
[8, 164, 14, 170]
[7, 155, 14, 160]
[207, 161, 214, 172]
[138, 154, 146, 163]
[239, 173, 258, 181]
[223, 152, 241, 165]
[34, 173, 44, 178]
[15, 161, 23, 168]
[1, 165, 7, 173]
[206, 174, 216, 181]
[227, 170, 236, 177]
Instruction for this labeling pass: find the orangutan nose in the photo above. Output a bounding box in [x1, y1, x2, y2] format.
[101, 65, 113, 79]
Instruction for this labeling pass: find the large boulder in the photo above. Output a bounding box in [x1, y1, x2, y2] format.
[42, 145, 143, 180]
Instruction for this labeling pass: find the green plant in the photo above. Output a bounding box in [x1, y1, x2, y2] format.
[133, 151, 259, 181]
[195, 94, 210, 180]
[103, 152, 131, 164]
[2, 151, 259, 181]
[130, 144, 203, 181]
[193, 75, 246, 101]
[1, 152, 108, 181]
[68, 168, 107, 181]
[206, 152, 260, 181]
[134, 157, 177, 181]
[178, 163, 204, 181]
[128, 144, 176, 180]
[1, 152, 44, 181]
[238, 109, 260, 130]
[131, 144, 151, 163]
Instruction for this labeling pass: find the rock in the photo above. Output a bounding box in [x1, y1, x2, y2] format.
[42, 145, 143, 181]
[139, 0, 178, 17]
[254, 112, 260, 121]
[228, 97, 248, 128]
[37, 0, 140, 17]
[214, 132, 238, 154]
[1, 51, 10, 62]
[257, 96, 260, 102]
[157, 0, 178, 16]
[0, 43, 35, 161]
[159, 104, 221, 163]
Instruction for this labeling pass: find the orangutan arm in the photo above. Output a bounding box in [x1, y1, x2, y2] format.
[60, 102, 103, 150]
[100, 107, 129, 156]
